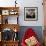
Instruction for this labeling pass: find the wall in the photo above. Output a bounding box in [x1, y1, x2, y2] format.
[0, 0, 44, 26]
[43, 0, 46, 26]
[19, 0, 44, 26]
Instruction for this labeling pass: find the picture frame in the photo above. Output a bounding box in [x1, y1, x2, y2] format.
[24, 7, 38, 21]
[2, 16, 8, 24]
[1, 28, 13, 41]
[0, 32, 1, 41]
[2, 16, 18, 24]
[9, 10, 18, 15]
[0, 15, 1, 24]
[8, 16, 18, 24]
[2, 10, 9, 15]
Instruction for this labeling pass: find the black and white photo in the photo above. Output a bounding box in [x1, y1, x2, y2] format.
[24, 7, 38, 21]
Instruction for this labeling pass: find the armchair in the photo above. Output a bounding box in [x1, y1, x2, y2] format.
[21, 28, 41, 46]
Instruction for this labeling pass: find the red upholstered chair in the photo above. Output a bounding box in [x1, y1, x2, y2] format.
[21, 28, 41, 46]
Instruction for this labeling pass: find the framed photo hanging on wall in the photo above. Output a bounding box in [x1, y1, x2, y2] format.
[24, 7, 38, 21]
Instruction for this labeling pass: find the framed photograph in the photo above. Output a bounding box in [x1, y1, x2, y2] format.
[9, 10, 18, 15]
[0, 15, 1, 24]
[2, 10, 9, 15]
[2, 16, 18, 24]
[2, 16, 8, 24]
[8, 16, 18, 24]
[24, 7, 38, 21]
[0, 32, 1, 41]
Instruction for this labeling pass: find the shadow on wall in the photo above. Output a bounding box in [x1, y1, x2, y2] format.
[18, 26, 43, 44]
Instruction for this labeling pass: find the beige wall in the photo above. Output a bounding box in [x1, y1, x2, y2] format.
[43, 0, 46, 45]
[43, 0, 46, 26]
